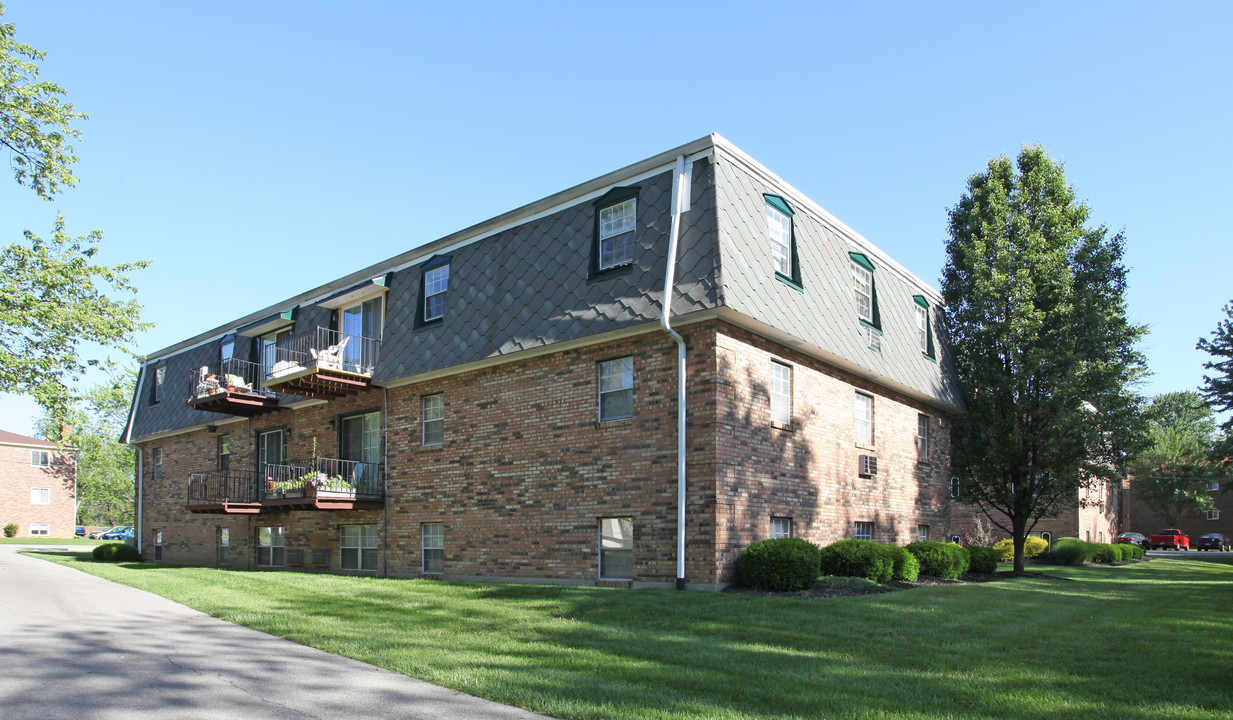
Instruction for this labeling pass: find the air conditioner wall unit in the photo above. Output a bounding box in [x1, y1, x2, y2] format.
[859, 454, 878, 477]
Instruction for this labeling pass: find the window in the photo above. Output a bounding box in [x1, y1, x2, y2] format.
[30, 488, 50, 505]
[341, 296, 383, 372]
[917, 414, 930, 461]
[764, 194, 799, 285]
[1209, 509, 1221, 521]
[854, 522, 874, 541]
[599, 517, 633, 580]
[154, 530, 163, 561]
[850, 252, 879, 329]
[218, 435, 231, 472]
[770, 362, 792, 425]
[218, 528, 230, 565]
[770, 517, 792, 539]
[598, 357, 634, 422]
[257, 429, 286, 479]
[152, 447, 164, 481]
[918, 525, 929, 542]
[951, 476, 961, 499]
[220, 334, 235, 364]
[30, 450, 49, 467]
[598, 198, 637, 269]
[30, 523, 49, 536]
[1207, 481, 1221, 492]
[341, 411, 381, 469]
[260, 327, 292, 370]
[258, 526, 285, 567]
[590, 187, 640, 278]
[913, 295, 935, 358]
[341, 524, 378, 571]
[422, 395, 444, 446]
[855, 392, 873, 446]
[151, 365, 166, 404]
[422, 523, 444, 574]
[419, 257, 450, 324]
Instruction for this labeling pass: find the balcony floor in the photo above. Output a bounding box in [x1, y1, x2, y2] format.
[187, 390, 280, 417]
[263, 364, 372, 399]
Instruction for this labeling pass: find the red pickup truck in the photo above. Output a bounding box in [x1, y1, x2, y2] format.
[1149, 529, 1190, 551]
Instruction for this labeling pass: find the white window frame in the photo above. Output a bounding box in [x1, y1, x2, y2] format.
[153, 365, 166, 403]
[917, 525, 929, 542]
[154, 530, 163, 561]
[422, 394, 444, 446]
[1208, 509, 1221, 521]
[29, 523, 49, 537]
[770, 517, 792, 539]
[598, 357, 634, 422]
[422, 522, 444, 574]
[916, 304, 929, 354]
[424, 265, 449, 322]
[852, 262, 873, 323]
[855, 392, 874, 446]
[218, 434, 231, 471]
[218, 528, 230, 565]
[854, 522, 874, 541]
[341, 524, 378, 572]
[598, 198, 637, 270]
[30, 487, 50, 505]
[30, 450, 49, 467]
[153, 447, 164, 481]
[257, 526, 285, 567]
[599, 517, 633, 580]
[1207, 481, 1221, 492]
[770, 361, 792, 425]
[766, 204, 792, 276]
[951, 476, 961, 498]
[917, 414, 930, 461]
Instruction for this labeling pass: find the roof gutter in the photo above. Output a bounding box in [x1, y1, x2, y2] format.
[662, 154, 692, 590]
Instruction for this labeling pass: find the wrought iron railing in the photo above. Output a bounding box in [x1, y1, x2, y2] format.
[187, 468, 260, 505]
[189, 358, 269, 399]
[261, 456, 383, 499]
[266, 326, 380, 380]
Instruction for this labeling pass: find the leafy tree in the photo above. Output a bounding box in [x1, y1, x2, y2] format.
[1, 216, 151, 423]
[1128, 392, 1221, 526]
[1197, 301, 1233, 453]
[37, 365, 136, 526]
[942, 145, 1147, 573]
[1, 2, 86, 199]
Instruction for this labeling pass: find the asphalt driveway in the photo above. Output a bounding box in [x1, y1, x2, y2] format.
[0, 545, 550, 720]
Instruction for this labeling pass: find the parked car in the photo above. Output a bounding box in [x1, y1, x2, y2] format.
[1149, 528, 1191, 550]
[1196, 533, 1231, 551]
[100, 526, 134, 540]
[1115, 532, 1150, 549]
[113, 529, 135, 543]
[75, 526, 85, 537]
[89, 526, 121, 539]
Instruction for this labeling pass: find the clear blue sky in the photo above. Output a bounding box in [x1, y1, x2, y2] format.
[2, 1, 1230, 436]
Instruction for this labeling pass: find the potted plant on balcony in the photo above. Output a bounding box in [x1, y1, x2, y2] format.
[315, 474, 355, 499]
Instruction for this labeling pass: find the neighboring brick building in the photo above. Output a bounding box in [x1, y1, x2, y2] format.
[948, 474, 1122, 545]
[124, 135, 966, 589]
[0, 430, 76, 537]
[1127, 477, 1232, 543]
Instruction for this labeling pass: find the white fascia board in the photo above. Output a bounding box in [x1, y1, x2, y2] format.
[127, 398, 330, 445]
[316, 283, 389, 310]
[146, 137, 720, 363]
[710, 135, 944, 305]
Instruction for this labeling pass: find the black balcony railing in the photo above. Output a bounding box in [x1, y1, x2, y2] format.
[266, 326, 380, 380]
[189, 358, 270, 399]
[187, 468, 260, 505]
[261, 456, 383, 499]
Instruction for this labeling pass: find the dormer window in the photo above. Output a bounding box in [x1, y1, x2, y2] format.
[599, 198, 636, 269]
[764, 194, 801, 287]
[913, 295, 936, 359]
[415, 255, 452, 329]
[850, 253, 876, 325]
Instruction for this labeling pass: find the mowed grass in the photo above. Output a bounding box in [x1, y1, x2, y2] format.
[29, 551, 1233, 720]
[1, 536, 98, 545]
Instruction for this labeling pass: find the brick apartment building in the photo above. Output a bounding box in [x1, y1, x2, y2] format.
[0, 430, 76, 538]
[1127, 477, 1231, 543]
[948, 474, 1122, 545]
[123, 134, 966, 589]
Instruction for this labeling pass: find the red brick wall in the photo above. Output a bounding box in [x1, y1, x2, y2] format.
[0, 443, 76, 537]
[948, 475, 1121, 543]
[135, 320, 957, 588]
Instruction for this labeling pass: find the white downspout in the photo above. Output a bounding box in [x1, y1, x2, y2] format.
[662, 155, 691, 590]
[125, 360, 148, 555]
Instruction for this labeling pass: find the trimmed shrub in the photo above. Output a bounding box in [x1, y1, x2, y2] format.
[737, 537, 821, 592]
[966, 545, 1000, 574]
[906, 541, 970, 579]
[1091, 543, 1120, 563]
[92, 542, 141, 562]
[992, 536, 1050, 561]
[1050, 537, 1094, 565]
[818, 540, 893, 584]
[1121, 544, 1145, 560]
[887, 545, 921, 582]
[3, 522, 17, 538]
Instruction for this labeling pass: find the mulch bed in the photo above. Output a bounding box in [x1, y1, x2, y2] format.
[723, 570, 1056, 599]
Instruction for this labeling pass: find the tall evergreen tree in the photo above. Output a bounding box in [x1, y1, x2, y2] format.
[1197, 301, 1233, 454]
[942, 146, 1147, 572]
[1128, 391, 1221, 527]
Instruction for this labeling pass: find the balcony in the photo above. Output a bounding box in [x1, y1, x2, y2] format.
[186, 469, 263, 514]
[262, 457, 384, 511]
[186, 358, 280, 417]
[186, 458, 384, 514]
[261, 327, 380, 399]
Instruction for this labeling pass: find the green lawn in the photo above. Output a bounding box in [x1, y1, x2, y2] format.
[1, 536, 98, 545]
[27, 552, 1233, 720]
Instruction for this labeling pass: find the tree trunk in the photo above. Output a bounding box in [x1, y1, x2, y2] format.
[1012, 515, 1027, 574]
